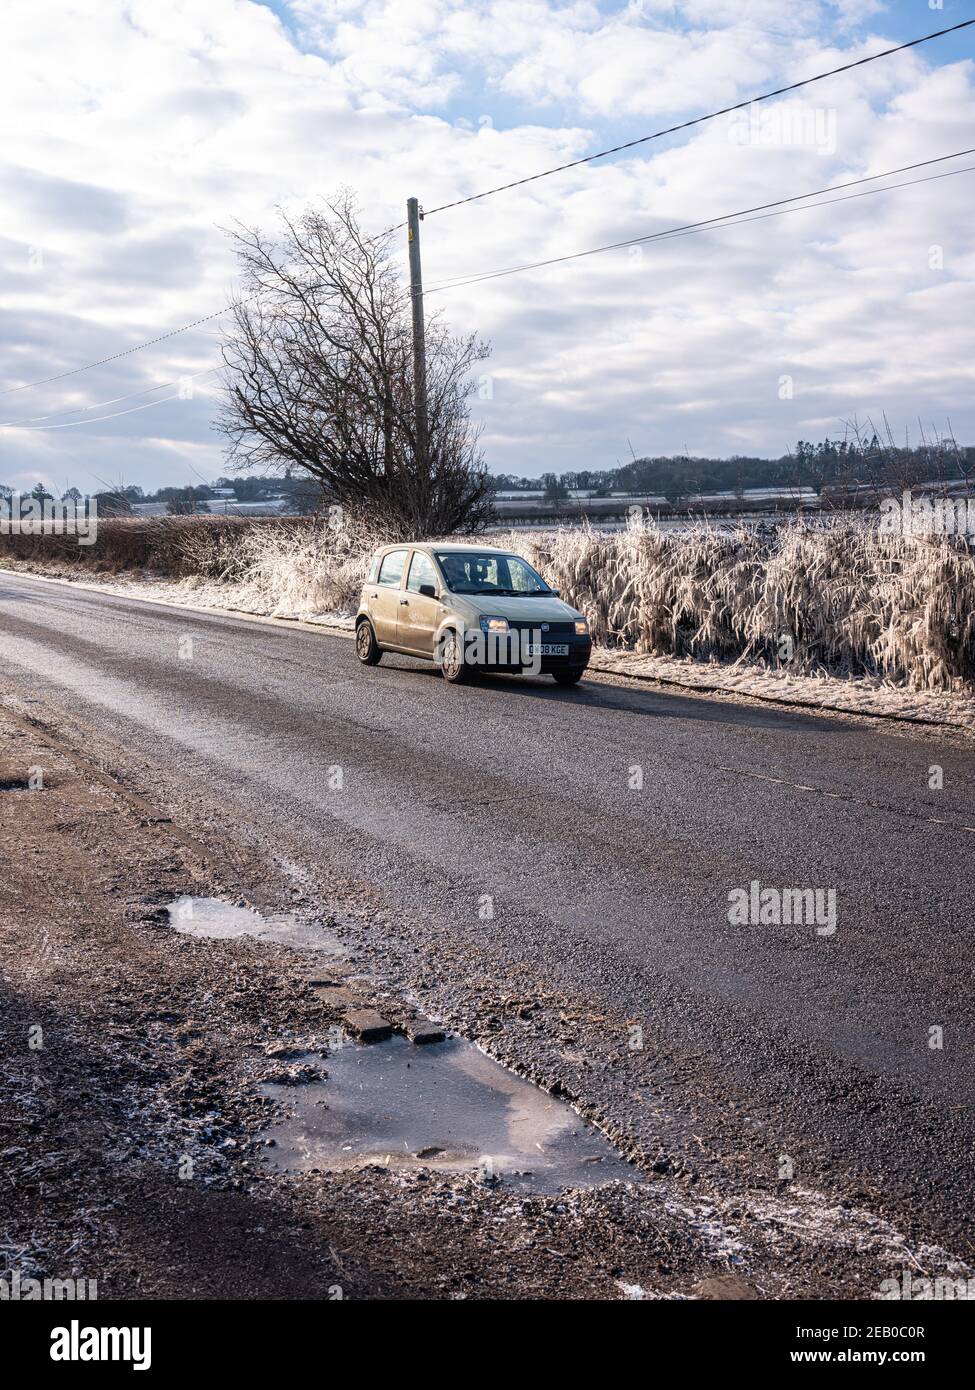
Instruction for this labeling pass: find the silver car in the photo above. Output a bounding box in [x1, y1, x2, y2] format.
[355, 543, 592, 685]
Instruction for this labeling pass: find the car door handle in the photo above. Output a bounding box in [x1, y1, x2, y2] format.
[399, 598, 409, 605]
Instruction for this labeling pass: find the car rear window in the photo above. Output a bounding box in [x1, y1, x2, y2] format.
[377, 549, 408, 587]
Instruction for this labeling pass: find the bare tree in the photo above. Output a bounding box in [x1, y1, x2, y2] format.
[217, 193, 494, 539]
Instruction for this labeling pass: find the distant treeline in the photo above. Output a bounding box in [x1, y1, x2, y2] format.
[0, 473, 320, 516]
[6, 433, 973, 517]
[492, 433, 975, 501]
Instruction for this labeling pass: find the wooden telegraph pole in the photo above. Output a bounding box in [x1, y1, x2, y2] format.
[406, 197, 428, 469]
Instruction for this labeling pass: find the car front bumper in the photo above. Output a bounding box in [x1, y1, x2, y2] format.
[473, 633, 592, 674]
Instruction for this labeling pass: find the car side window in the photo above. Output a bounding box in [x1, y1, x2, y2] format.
[406, 551, 438, 594]
[377, 549, 408, 587]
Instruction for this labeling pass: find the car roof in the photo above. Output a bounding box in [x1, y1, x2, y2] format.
[420, 542, 514, 555]
[374, 541, 515, 556]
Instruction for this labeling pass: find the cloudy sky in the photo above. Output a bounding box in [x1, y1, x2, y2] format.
[1, 0, 974, 493]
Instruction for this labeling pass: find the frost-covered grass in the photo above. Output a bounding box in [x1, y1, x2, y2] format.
[0, 514, 374, 619]
[508, 521, 975, 692]
[3, 513, 973, 691]
[176, 515, 374, 617]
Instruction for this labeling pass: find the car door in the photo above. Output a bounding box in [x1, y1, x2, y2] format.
[369, 548, 409, 644]
[398, 550, 442, 655]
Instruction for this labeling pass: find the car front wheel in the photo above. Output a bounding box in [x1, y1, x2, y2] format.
[552, 668, 584, 686]
[440, 629, 475, 684]
[355, 620, 382, 665]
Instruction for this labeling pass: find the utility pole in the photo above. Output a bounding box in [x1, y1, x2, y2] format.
[406, 197, 428, 469]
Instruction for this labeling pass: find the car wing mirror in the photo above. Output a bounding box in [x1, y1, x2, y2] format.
[418, 583, 437, 599]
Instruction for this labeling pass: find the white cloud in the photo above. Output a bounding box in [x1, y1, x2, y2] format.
[0, 0, 973, 490]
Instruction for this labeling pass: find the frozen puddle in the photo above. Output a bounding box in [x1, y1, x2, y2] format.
[260, 1033, 637, 1193]
[168, 896, 345, 954]
[171, 898, 637, 1191]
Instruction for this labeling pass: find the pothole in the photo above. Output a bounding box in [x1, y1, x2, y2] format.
[167, 896, 346, 954]
[259, 1033, 637, 1193]
[170, 896, 637, 1192]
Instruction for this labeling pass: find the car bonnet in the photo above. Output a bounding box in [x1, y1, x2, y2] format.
[456, 593, 582, 622]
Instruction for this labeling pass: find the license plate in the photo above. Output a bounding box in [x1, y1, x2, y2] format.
[524, 643, 569, 656]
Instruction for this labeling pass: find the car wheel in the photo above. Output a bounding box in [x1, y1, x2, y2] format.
[355, 620, 382, 666]
[440, 629, 474, 684]
[552, 668, 584, 686]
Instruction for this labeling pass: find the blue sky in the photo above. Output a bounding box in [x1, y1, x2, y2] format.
[258, 0, 975, 129]
[1, 0, 974, 493]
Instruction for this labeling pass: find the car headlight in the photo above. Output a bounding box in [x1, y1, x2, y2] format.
[574, 619, 589, 636]
[479, 616, 509, 633]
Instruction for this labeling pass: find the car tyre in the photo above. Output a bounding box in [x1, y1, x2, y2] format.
[552, 668, 584, 686]
[355, 619, 382, 666]
[440, 629, 475, 684]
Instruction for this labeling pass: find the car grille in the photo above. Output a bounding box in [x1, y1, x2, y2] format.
[505, 620, 576, 637]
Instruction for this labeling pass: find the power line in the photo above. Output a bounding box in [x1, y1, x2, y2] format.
[27, 161, 965, 427]
[2, 391, 196, 431]
[430, 162, 975, 292]
[1, 18, 970, 399]
[0, 223, 408, 401]
[0, 365, 222, 429]
[421, 18, 975, 217]
[1, 374, 220, 431]
[0, 307, 232, 399]
[424, 148, 975, 294]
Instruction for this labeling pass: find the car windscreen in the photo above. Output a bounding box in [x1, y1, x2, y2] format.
[434, 552, 551, 595]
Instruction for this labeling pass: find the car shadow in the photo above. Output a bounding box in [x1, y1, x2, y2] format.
[377, 656, 848, 734]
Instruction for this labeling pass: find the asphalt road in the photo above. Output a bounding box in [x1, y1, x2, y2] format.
[3, 571, 975, 1256]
